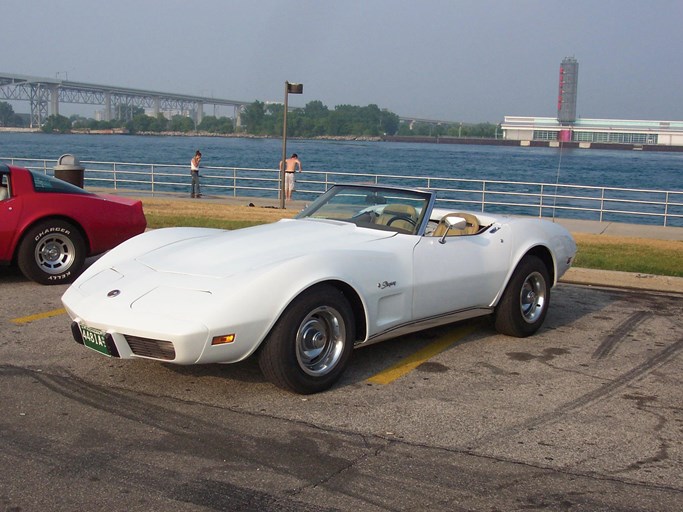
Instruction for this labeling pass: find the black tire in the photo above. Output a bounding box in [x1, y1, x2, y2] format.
[493, 255, 550, 338]
[258, 284, 355, 394]
[17, 220, 86, 285]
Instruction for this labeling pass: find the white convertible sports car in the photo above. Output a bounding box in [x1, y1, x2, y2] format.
[62, 184, 576, 394]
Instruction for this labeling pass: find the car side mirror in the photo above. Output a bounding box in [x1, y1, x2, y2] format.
[439, 216, 467, 244]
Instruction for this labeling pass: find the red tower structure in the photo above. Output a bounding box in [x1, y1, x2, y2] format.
[558, 57, 579, 124]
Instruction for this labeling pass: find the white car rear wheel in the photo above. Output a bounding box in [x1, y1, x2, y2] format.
[493, 255, 550, 337]
[17, 219, 86, 285]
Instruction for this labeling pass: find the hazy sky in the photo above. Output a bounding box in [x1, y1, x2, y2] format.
[2, 0, 682, 122]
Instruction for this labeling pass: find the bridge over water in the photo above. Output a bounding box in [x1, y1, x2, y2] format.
[0, 72, 251, 128]
[0, 71, 460, 130]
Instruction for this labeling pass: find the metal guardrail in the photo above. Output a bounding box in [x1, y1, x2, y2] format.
[3, 157, 682, 227]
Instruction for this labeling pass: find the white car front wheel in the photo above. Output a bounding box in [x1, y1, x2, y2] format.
[258, 284, 355, 394]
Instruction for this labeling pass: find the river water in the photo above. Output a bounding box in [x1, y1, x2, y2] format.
[1, 132, 682, 189]
[1, 132, 682, 225]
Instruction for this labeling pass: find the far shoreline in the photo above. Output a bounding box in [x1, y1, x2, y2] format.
[2, 127, 683, 152]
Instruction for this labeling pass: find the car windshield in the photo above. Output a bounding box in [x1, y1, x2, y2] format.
[297, 184, 432, 235]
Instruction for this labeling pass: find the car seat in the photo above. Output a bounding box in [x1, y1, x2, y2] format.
[432, 212, 480, 237]
[376, 204, 418, 233]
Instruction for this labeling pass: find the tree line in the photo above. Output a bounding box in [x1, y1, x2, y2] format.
[0, 102, 25, 127]
[0, 100, 498, 139]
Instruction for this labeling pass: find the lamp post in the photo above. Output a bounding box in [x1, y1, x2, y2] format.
[280, 81, 303, 209]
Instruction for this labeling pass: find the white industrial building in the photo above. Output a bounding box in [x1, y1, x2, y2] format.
[501, 57, 683, 149]
[502, 116, 683, 148]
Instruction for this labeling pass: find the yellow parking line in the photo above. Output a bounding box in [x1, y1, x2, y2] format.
[366, 323, 478, 385]
[11, 308, 67, 325]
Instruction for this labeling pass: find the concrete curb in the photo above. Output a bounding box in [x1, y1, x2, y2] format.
[556, 218, 683, 241]
[560, 267, 683, 294]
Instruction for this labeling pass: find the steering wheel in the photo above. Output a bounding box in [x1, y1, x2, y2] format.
[351, 210, 379, 223]
[386, 215, 417, 228]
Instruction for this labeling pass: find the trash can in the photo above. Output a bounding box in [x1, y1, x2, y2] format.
[54, 154, 85, 188]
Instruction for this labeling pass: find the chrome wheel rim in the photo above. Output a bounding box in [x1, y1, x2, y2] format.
[519, 271, 546, 323]
[35, 234, 76, 275]
[296, 306, 345, 376]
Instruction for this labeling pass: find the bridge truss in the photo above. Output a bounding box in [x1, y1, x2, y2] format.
[0, 73, 250, 127]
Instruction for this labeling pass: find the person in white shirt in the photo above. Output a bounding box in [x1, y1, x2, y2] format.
[190, 150, 202, 198]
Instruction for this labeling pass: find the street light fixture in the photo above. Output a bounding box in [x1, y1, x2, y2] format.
[280, 81, 303, 209]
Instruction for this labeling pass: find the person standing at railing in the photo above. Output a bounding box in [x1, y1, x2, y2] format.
[190, 150, 202, 198]
[279, 153, 302, 201]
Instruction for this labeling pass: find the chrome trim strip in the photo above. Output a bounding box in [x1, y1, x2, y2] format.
[357, 307, 492, 347]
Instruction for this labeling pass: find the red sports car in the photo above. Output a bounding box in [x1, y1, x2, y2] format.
[0, 164, 146, 285]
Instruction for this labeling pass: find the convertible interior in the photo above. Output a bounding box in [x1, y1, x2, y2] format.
[432, 212, 481, 236]
[343, 206, 488, 237]
[298, 185, 491, 237]
[368, 207, 487, 237]
[423, 211, 494, 238]
[373, 203, 419, 233]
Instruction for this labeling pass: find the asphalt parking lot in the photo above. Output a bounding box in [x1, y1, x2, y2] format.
[1, 267, 682, 511]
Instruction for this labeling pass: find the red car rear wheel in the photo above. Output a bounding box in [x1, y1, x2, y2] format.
[17, 220, 86, 285]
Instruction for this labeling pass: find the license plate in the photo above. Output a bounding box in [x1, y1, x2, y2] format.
[80, 324, 111, 357]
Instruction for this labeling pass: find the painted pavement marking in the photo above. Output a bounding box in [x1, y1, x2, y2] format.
[11, 308, 67, 325]
[366, 323, 478, 385]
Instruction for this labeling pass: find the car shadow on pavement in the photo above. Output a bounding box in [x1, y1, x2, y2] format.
[0, 265, 27, 283]
[162, 356, 265, 384]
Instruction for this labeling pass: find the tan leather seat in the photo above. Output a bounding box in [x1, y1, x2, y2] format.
[432, 212, 480, 237]
[0, 186, 8, 201]
[376, 204, 418, 233]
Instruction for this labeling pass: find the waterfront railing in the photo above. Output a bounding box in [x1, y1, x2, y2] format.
[3, 157, 682, 227]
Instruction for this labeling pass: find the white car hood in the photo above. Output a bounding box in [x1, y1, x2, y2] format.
[134, 219, 395, 278]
